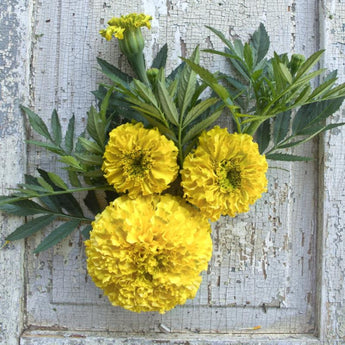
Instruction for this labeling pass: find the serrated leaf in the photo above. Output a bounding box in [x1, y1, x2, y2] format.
[59, 156, 84, 171]
[6, 215, 57, 241]
[99, 87, 114, 123]
[83, 169, 104, 178]
[183, 98, 219, 127]
[243, 43, 253, 71]
[206, 26, 234, 50]
[68, 171, 81, 187]
[251, 23, 269, 63]
[292, 98, 344, 134]
[181, 58, 218, 84]
[182, 108, 223, 145]
[26, 140, 65, 155]
[157, 81, 179, 125]
[34, 219, 80, 253]
[308, 77, 337, 100]
[322, 82, 345, 99]
[37, 169, 84, 217]
[51, 109, 62, 145]
[37, 177, 54, 192]
[295, 50, 324, 79]
[177, 46, 199, 118]
[81, 224, 92, 239]
[21, 106, 52, 141]
[151, 43, 168, 69]
[74, 153, 103, 166]
[47, 172, 68, 190]
[97, 57, 132, 88]
[292, 85, 312, 106]
[266, 153, 313, 161]
[24, 175, 62, 212]
[78, 137, 104, 155]
[278, 62, 293, 84]
[86, 106, 106, 148]
[273, 111, 291, 145]
[132, 79, 159, 107]
[64, 115, 75, 154]
[0, 199, 49, 216]
[255, 119, 270, 154]
[84, 190, 102, 215]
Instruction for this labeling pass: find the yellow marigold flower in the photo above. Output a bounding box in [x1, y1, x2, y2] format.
[181, 126, 268, 221]
[102, 122, 178, 198]
[85, 194, 212, 313]
[100, 13, 152, 41]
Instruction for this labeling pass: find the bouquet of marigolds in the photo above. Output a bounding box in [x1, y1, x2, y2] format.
[1, 13, 345, 314]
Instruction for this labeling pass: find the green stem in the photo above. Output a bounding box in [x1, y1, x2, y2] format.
[177, 126, 184, 168]
[245, 119, 263, 136]
[226, 105, 242, 133]
[48, 212, 92, 222]
[2, 185, 113, 207]
[128, 53, 150, 85]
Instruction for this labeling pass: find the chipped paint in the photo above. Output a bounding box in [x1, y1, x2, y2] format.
[1, 0, 345, 343]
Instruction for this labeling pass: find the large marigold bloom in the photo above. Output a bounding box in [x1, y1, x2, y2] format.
[102, 122, 178, 198]
[85, 194, 212, 313]
[181, 126, 268, 221]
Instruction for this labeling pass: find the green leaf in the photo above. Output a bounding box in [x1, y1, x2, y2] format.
[21, 106, 52, 141]
[59, 156, 85, 171]
[157, 81, 179, 125]
[47, 172, 68, 190]
[34, 220, 80, 253]
[273, 111, 291, 145]
[183, 98, 219, 127]
[51, 109, 62, 145]
[81, 224, 92, 239]
[132, 79, 159, 107]
[177, 46, 199, 118]
[266, 153, 313, 161]
[78, 137, 104, 155]
[278, 62, 293, 84]
[25, 140, 65, 155]
[151, 43, 168, 69]
[24, 175, 62, 212]
[308, 77, 337, 100]
[86, 106, 106, 148]
[181, 58, 232, 105]
[84, 190, 102, 215]
[182, 108, 223, 145]
[97, 57, 132, 88]
[295, 50, 324, 79]
[243, 43, 253, 71]
[99, 87, 114, 122]
[37, 169, 84, 217]
[37, 177, 54, 192]
[0, 199, 50, 216]
[74, 153, 103, 166]
[6, 215, 57, 241]
[68, 171, 81, 187]
[64, 115, 75, 154]
[251, 23, 269, 63]
[206, 26, 234, 50]
[292, 98, 344, 134]
[256, 119, 270, 154]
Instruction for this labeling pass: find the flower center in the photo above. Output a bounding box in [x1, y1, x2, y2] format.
[124, 150, 151, 177]
[226, 167, 241, 189]
[218, 160, 242, 191]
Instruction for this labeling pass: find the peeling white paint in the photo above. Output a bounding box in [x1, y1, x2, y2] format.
[1, 0, 345, 344]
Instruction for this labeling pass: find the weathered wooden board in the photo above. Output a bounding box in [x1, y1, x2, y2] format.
[0, 0, 30, 344]
[0, 0, 344, 344]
